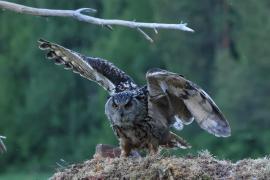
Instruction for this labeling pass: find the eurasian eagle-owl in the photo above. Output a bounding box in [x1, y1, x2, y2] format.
[38, 39, 231, 157]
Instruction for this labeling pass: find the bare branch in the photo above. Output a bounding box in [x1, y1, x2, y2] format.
[154, 28, 158, 34]
[0, 135, 6, 153]
[0, 1, 194, 41]
[104, 25, 113, 31]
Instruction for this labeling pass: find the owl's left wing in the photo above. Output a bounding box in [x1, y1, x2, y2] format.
[38, 39, 137, 95]
[146, 68, 231, 137]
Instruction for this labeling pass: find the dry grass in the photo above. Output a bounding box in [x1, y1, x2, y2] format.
[50, 151, 270, 180]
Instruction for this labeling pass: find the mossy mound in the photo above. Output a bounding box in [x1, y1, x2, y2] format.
[50, 151, 270, 180]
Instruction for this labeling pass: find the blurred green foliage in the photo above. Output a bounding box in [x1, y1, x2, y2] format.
[0, 0, 269, 174]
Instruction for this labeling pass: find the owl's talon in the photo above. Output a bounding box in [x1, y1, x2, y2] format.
[120, 151, 128, 158]
[120, 150, 141, 158]
[147, 143, 159, 156]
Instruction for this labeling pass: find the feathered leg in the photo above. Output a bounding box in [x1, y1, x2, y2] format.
[148, 143, 159, 156]
[119, 140, 132, 157]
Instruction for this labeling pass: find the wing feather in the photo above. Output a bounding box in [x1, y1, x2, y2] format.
[38, 39, 137, 95]
[146, 68, 231, 137]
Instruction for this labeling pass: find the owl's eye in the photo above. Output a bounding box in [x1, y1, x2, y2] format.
[112, 102, 118, 108]
[124, 101, 133, 109]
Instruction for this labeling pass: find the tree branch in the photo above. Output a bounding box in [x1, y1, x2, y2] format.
[0, 135, 6, 153]
[0, 1, 194, 42]
[137, 28, 154, 43]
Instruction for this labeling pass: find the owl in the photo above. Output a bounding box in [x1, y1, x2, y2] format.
[38, 39, 231, 157]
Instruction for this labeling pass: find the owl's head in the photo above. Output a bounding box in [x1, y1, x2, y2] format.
[105, 91, 145, 126]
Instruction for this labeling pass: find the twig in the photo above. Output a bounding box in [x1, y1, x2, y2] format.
[0, 1, 194, 42]
[137, 28, 154, 43]
[0, 135, 7, 153]
[154, 28, 158, 34]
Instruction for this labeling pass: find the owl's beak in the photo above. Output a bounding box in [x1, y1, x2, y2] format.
[119, 109, 124, 117]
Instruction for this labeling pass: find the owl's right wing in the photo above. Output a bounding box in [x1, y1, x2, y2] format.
[146, 68, 231, 138]
[38, 39, 137, 95]
[0, 136, 6, 154]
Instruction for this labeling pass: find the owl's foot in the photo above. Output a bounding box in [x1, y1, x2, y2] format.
[120, 141, 132, 157]
[120, 150, 141, 158]
[120, 150, 129, 158]
[148, 143, 159, 156]
[119, 142, 141, 158]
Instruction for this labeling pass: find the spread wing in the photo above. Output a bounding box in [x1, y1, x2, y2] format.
[0, 136, 6, 153]
[146, 68, 231, 137]
[38, 39, 137, 95]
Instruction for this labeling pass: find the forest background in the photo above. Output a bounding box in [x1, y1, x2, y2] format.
[0, 0, 269, 179]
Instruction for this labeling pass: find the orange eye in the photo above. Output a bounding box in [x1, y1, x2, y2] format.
[112, 102, 118, 108]
[125, 101, 132, 109]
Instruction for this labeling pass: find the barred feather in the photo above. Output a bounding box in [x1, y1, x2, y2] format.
[146, 68, 231, 137]
[38, 39, 137, 94]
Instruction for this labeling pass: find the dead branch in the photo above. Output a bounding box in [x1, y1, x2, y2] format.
[0, 135, 6, 153]
[0, 1, 194, 42]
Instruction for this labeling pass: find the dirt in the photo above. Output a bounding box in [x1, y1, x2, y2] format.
[50, 150, 270, 180]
